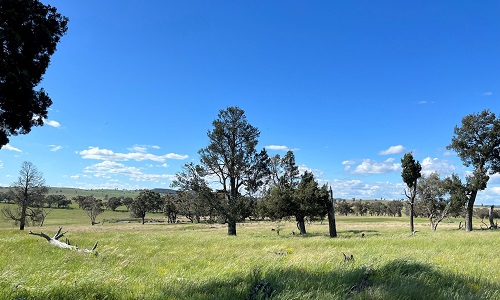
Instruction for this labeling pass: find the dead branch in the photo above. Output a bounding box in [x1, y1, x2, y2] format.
[29, 227, 98, 254]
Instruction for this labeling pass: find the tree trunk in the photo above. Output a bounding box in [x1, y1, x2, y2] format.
[227, 216, 237, 236]
[296, 217, 306, 234]
[409, 200, 415, 233]
[228, 179, 237, 236]
[19, 205, 27, 230]
[326, 188, 337, 238]
[465, 191, 477, 232]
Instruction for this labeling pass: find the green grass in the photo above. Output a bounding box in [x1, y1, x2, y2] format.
[0, 207, 499, 299]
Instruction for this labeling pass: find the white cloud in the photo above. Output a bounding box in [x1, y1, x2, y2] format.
[330, 179, 405, 200]
[2, 144, 22, 152]
[483, 91, 493, 96]
[79, 146, 188, 162]
[342, 160, 355, 165]
[128, 145, 148, 153]
[49, 145, 63, 152]
[45, 119, 61, 128]
[0, 160, 3, 168]
[83, 160, 176, 182]
[352, 159, 401, 174]
[421, 157, 456, 177]
[418, 101, 427, 105]
[379, 145, 405, 155]
[265, 145, 299, 151]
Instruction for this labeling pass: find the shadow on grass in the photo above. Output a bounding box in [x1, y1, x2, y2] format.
[159, 259, 499, 300]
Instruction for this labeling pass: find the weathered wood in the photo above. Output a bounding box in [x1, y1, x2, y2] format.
[326, 186, 337, 238]
[489, 205, 497, 229]
[29, 227, 98, 253]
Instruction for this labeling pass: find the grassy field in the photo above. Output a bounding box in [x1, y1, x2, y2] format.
[1, 206, 499, 300]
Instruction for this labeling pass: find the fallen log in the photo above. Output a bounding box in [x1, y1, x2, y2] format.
[29, 227, 98, 254]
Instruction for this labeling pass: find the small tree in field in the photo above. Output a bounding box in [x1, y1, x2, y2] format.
[401, 152, 422, 234]
[130, 190, 162, 224]
[416, 172, 450, 231]
[72, 196, 103, 225]
[1, 161, 47, 230]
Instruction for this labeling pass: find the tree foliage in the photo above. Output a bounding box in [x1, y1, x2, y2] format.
[0, 0, 69, 147]
[446, 109, 500, 231]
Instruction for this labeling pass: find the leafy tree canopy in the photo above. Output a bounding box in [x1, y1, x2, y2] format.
[0, 0, 68, 147]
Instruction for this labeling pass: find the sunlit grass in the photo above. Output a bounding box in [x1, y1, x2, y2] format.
[1, 206, 499, 299]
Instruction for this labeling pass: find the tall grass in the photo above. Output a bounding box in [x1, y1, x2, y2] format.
[0, 207, 499, 299]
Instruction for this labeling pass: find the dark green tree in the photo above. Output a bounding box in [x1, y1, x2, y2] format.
[260, 151, 300, 220]
[401, 152, 422, 234]
[44, 194, 66, 208]
[292, 171, 328, 234]
[162, 193, 179, 223]
[386, 200, 403, 217]
[106, 197, 122, 211]
[446, 110, 500, 231]
[1, 161, 47, 230]
[336, 200, 352, 216]
[198, 106, 260, 235]
[130, 190, 162, 224]
[0, 0, 69, 147]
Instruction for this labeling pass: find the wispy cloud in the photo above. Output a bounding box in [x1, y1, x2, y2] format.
[265, 145, 299, 152]
[418, 100, 427, 105]
[45, 119, 61, 128]
[2, 144, 22, 152]
[379, 145, 405, 155]
[483, 91, 493, 96]
[79, 146, 188, 162]
[49, 145, 63, 152]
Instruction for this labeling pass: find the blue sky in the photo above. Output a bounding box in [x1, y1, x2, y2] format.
[1, 1, 499, 203]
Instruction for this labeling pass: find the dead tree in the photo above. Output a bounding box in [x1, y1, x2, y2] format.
[28, 227, 98, 253]
[489, 205, 498, 229]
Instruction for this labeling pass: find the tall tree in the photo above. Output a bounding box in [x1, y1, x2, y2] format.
[1, 161, 47, 230]
[198, 106, 260, 235]
[446, 109, 500, 231]
[0, 0, 69, 147]
[401, 152, 422, 234]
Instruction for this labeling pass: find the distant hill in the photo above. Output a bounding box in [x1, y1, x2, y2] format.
[0, 187, 177, 200]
